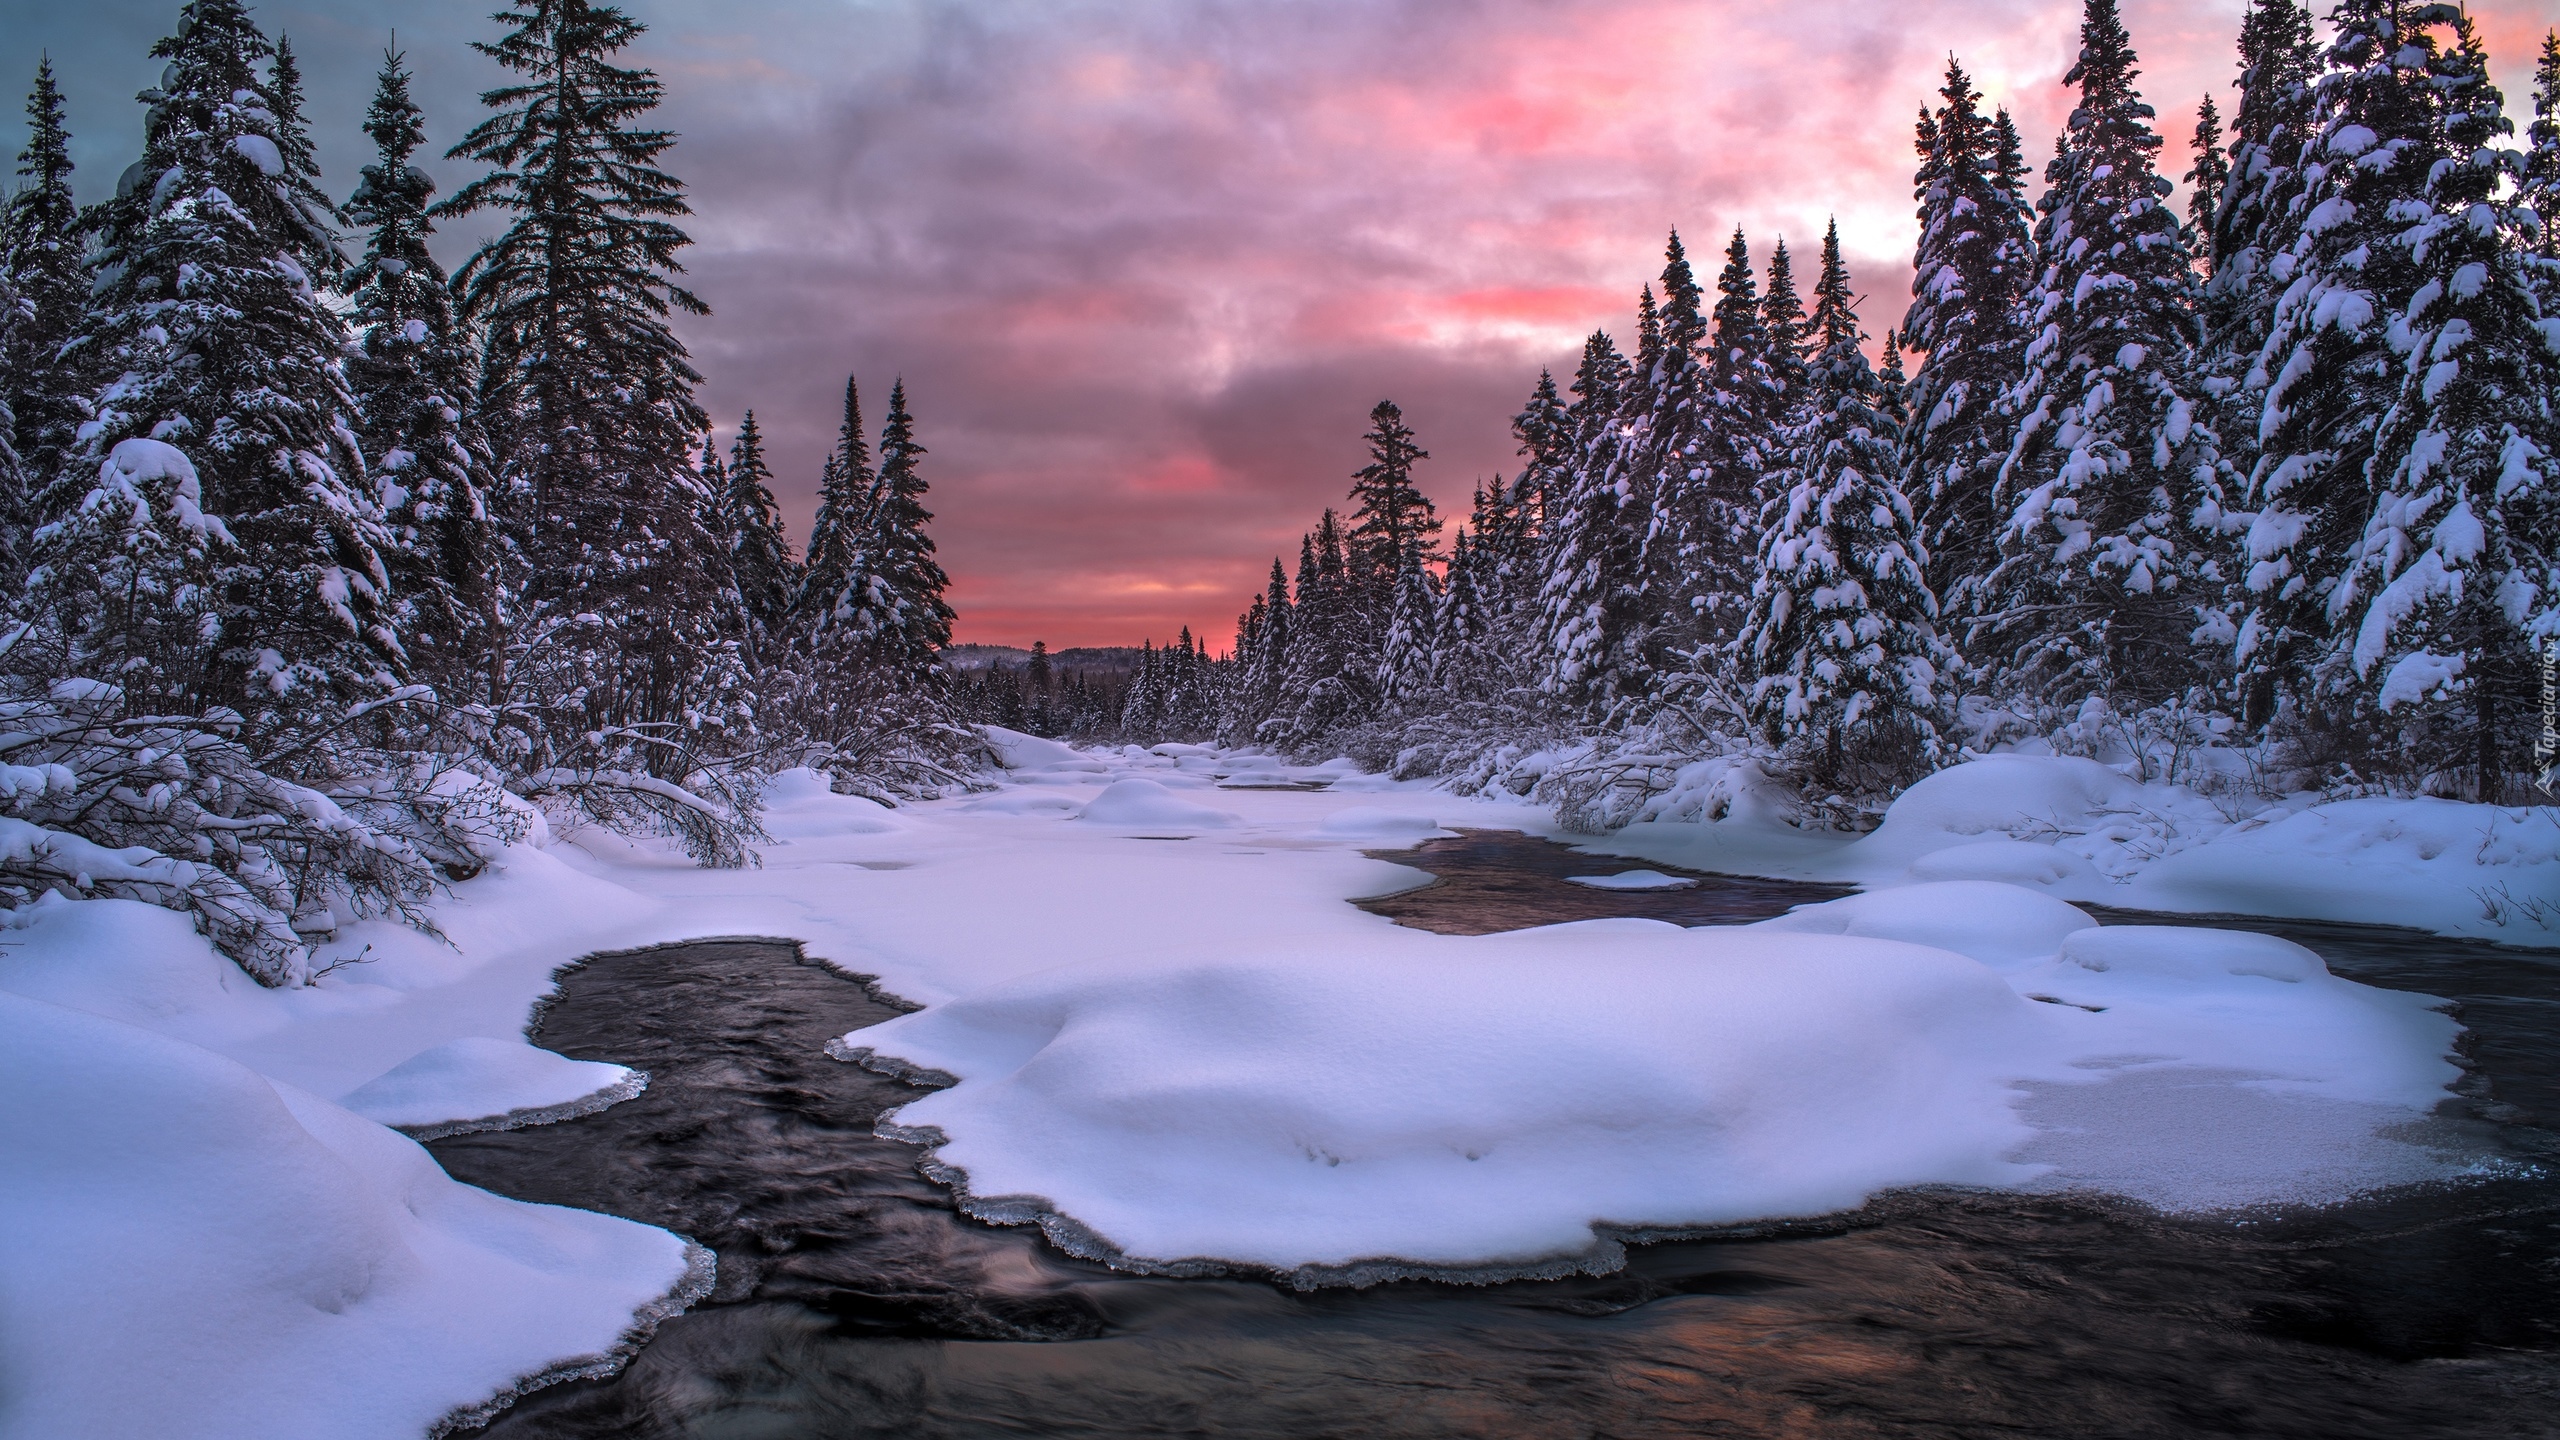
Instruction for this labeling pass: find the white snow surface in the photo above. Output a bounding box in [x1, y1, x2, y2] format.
[1565, 869, 1698, 891]
[0, 739, 2522, 1431]
[338, 1035, 637, 1132]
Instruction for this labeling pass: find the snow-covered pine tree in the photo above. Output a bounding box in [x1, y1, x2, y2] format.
[1344, 398, 1441, 631]
[1509, 369, 1568, 550]
[1274, 510, 1370, 742]
[721, 409, 798, 659]
[2207, 0, 2323, 359]
[797, 374, 874, 639]
[344, 48, 502, 694]
[442, 0, 757, 834]
[1375, 547, 1440, 715]
[1985, 0, 2218, 708]
[1433, 526, 1499, 700]
[2332, 13, 2559, 797]
[2526, 30, 2560, 270]
[1536, 329, 1647, 716]
[1120, 639, 1161, 738]
[1876, 327, 1913, 432]
[1, 59, 86, 530]
[1680, 226, 1783, 653]
[262, 36, 341, 282]
[54, 0, 399, 741]
[2233, 0, 2455, 731]
[831, 380, 955, 679]
[1629, 231, 1716, 660]
[1760, 237, 1810, 410]
[2186, 95, 2230, 244]
[1230, 555, 1293, 743]
[1740, 221, 1956, 786]
[1901, 61, 2035, 615]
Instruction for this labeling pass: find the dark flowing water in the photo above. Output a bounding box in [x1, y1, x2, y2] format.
[443, 834, 2560, 1439]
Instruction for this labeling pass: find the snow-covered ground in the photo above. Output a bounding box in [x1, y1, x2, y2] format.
[0, 735, 2542, 1436]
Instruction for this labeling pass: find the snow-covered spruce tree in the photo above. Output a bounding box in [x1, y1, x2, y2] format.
[721, 409, 797, 660]
[442, 0, 764, 861]
[0, 5, 534, 982]
[344, 48, 503, 697]
[1344, 398, 1441, 631]
[1760, 238, 1810, 410]
[2526, 30, 2560, 272]
[1375, 547, 1439, 715]
[1902, 61, 2036, 617]
[1273, 510, 1371, 744]
[2, 59, 87, 534]
[2186, 95, 2230, 245]
[1432, 526, 1501, 700]
[796, 373, 873, 641]
[1226, 555, 1293, 743]
[62, 0, 400, 741]
[1984, 0, 2219, 709]
[2232, 0, 2454, 735]
[830, 380, 954, 678]
[1623, 232, 1715, 675]
[1679, 227, 1783, 657]
[1510, 369, 1568, 544]
[1740, 222, 1956, 791]
[1536, 329, 1647, 716]
[2332, 15, 2559, 798]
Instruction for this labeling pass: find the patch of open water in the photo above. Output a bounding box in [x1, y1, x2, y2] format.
[443, 832, 2560, 1438]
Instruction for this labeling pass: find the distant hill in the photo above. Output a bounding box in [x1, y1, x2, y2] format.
[942, 644, 1148, 676]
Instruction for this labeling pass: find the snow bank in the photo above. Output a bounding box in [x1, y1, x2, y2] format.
[982, 725, 1108, 773]
[1075, 777, 1239, 829]
[0, 991, 706, 1440]
[1565, 870, 1697, 891]
[338, 1036, 643, 1139]
[1752, 882, 2096, 967]
[844, 912, 2467, 1280]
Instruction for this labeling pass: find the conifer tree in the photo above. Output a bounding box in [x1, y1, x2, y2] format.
[2335, 15, 2559, 796]
[1628, 230, 1726, 666]
[1, 59, 85, 513]
[1376, 548, 1439, 714]
[38, 0, 399, 741]
[1537, 330, 1646, 714]
[830, 380, 954, 677]
[344, 48, 501, 691]
[262, 35, 341, 280]
[2233, 0, 2454, 728]
[2209, 0, 2323, 330]
[1510, 369, 1569, 540]
[1760, 237, 1810, 407]
[1742, 223, 1955, 780]
[441, 0, 742, 759]
[1986, 0, 2216, 706]
[2525, 30, 2560, 268]
[721, 409, 797, 656]
[798, 374, 874, 635]
[1344, 398, 1440, 623]
[1233, 555, 1293, 741]
[1433, 526, 1498, 699]
[2185, 95, 2229, 245]
[1274, 510, 1368, 741]
[1901, 61, 2034, 612]
[1682, 226, 1782, 646]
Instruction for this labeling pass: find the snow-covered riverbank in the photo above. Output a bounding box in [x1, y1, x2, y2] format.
[0, 739, 2546, 1437]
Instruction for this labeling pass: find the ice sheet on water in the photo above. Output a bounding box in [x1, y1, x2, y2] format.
[1564, 870, 1697, 891]
[338, 1035, 641, 1135]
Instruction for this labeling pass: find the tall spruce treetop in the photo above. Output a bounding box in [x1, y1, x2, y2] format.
[1345, 398, 1440, 612]
[722, 409, 797, 652]
[262, 35, 341, 279]
[1536, 328, 1646, 714]
[1902, 61, 2035, 611]
[1510, 368, 1568, 534]
[1740, 220, 1954, 776]
[1988, 0, 2215, 705]
[1760, 237, 1810, 406]
[2186, 96, 2229, 246]
[2334, 13, 2559, 794]
[2211, 0, 2323, 292]
[345, 48, 499, 680]
[798, 373, 874, 634]
[3, 59, 85, 499]
[38, 0, 399, 736]
[441, 0, 736, 735]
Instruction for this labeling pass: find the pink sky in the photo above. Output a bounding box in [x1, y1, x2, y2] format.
[11, 0, 2553, 651]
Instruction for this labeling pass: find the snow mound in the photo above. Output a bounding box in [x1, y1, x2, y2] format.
[1752, 882, 2097, 967]
[1847, 755, 2142, 882]
[1315, 806, 1449, 840]
[1076, 778, 1239, 829]
[850, 924, 2052, 1276]
[339, 1036, 641, 1137]
[1906, 838, 2103, 887]
[1565, 870, 1698, 891]
[2054, 925, 2327, 985]
[0, 991, 705, 1440]
[2127, 799, 2560, 942]
[758, 768, 905, 838]
[983, 726, 1108, 773]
